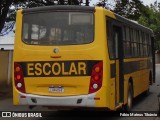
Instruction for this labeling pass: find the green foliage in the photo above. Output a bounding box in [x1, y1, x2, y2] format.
[114, 0, 144, 21]
[113, 0, 160, 50]
[138, 2, 160, 50]
[0, 0, 83, 34]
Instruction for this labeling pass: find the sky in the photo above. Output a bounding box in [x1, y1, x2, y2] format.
[142, 0, 160, 6]
[90, 0, 160, 6]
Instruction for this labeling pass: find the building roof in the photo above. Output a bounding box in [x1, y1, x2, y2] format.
[0, 31, 14, 50]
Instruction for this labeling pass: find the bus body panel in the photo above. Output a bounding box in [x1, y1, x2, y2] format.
[13, 6, 154, 111]
[13, 7, 112, 108]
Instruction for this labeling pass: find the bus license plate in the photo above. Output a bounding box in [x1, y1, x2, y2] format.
[48, 86, 64, 93]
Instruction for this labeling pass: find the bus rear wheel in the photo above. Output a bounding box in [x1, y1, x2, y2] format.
[123, 82, 133, 111]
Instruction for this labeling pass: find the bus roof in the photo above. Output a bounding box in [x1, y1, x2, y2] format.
[114, 13, 153, 34]
[22, 5, 95, 14]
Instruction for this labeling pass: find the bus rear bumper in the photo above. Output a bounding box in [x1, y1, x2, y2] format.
[18, 93, 96, 107]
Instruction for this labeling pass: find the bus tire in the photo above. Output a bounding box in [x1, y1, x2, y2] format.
[144, 72, 152, 96]
[149, 72, 152, 85]
[124, 82, 133, 111]
[144, 88, 149, 96]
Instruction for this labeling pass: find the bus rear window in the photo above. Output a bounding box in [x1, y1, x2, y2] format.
[22, 12, 94, 45]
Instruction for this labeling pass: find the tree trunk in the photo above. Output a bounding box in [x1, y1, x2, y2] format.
[86, 0, 89, 6]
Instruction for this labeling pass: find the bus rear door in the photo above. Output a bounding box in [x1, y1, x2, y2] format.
[113, 25, 124, 106]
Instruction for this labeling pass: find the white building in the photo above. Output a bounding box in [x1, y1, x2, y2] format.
[0, 31, 14, 90]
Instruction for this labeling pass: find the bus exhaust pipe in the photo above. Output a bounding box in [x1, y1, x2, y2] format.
[29, 105, 36, 109]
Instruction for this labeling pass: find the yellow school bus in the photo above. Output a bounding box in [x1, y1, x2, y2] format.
[13, 5, 155, 111]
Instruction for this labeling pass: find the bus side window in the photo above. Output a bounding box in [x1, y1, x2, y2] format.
[114, 32, 119, 59]
[123, 26, 131, 58]
[107, 20, 114, 59]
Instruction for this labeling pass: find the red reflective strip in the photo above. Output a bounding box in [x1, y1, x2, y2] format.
[50, 56, 61, 58]
[94, 97, 100, 100]
[20, 96, 26, 98]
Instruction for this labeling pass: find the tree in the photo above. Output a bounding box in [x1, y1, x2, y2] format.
[114, 0, 144, 21]
[1, 0, 93, 36]
[0, 0, 26, 36]
[95, 0, 116, 10]
[0, 0, 13, 34]
[138, 1, 160, 50]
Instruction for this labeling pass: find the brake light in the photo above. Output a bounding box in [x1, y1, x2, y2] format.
[14, 62, 26, 93]
[89, 61, 103, 94]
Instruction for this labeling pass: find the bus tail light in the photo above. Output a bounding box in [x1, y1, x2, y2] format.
[89, 61, 103, 94]
[14, 62, 26, 93]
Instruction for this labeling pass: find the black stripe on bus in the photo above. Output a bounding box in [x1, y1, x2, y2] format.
[16, 60, 101, 77]
[110, 59, 152, 78]
[111, 64, 116, 78]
